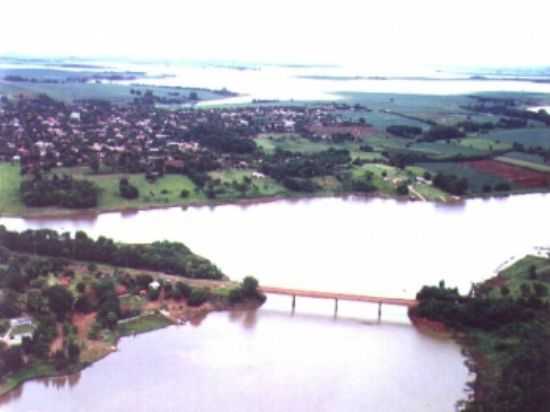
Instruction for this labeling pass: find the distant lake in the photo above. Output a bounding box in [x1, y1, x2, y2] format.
[2, 194, 550, 411]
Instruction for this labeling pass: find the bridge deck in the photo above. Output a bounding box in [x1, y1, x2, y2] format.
[259, 286, 417, 307]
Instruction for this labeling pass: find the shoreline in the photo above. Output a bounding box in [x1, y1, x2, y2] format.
[0, 297, 265, 399]
[2, 185, 549, 220]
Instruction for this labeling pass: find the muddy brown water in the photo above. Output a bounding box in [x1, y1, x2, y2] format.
[2, 193, 549, 411]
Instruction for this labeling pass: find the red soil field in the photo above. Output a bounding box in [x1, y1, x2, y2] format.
[465, 160, 550, 188]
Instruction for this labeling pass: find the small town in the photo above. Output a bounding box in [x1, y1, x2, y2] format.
[0, 94, 366, 174]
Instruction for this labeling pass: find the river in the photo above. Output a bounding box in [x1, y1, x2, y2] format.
[2, 193, 550, 411]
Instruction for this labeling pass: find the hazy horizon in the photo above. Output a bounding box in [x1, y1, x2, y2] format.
[1, 0, 549, 69]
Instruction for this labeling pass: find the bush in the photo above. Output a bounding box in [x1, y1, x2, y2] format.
[173, 282, 192, 300]
[228, 287, 244, 304]
[119, 178, 139, 199]
[188, 288, 209, 307]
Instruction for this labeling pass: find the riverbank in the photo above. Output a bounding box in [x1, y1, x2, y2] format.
[411, 254, 550, 411]
[4, 178, 550, 220]
[0, 297, 264, 398]
[0, 189, 417, 219]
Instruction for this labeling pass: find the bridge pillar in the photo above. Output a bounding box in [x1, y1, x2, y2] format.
[292, 295, 296, 310]
[334, 298, 338, 316]
[378, 302, 382, 322]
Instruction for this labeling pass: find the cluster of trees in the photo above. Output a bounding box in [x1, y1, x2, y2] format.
[386, 125, 423, 138]
[20, 175, 99, 208]
[228, 276, 265, 304]
[413, 281, 537, 330]
[189, 124, 257, 154]
[423, 125, 465, 142]
[433, 173, 469, 195]
[412, 278, 550, 412]
[0, 227, 223, 280]
[119, 177, 139, 199]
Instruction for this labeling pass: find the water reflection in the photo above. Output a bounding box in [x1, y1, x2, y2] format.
[1, 305, 470, 412]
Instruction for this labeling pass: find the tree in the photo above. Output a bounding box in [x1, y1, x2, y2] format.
[396, 183, 409, 196]
[119, 178, 139, 199]
[67, 341, 80, 363]
[173, 282, 191, 300]
[188, 288, 209, 306]
[242, 276, 259, 297]
[45, 285, 74, 320]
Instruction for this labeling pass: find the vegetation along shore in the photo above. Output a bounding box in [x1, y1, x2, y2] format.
[410, 254, 550, 412]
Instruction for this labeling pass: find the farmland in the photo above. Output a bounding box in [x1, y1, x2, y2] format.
[415, 161, 512, 193]
[2, 76, 550, 215]
[483, 128, 550, 149]
[465, 160, 550, 188]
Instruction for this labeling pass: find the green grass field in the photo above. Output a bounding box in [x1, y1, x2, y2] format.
[207, 169, 288, 198]
[492, 255, 550, 300]
[456, 137, 513, 152]
[352, 163, 409, 194]
[255, 133, 365, 154]
[340, 109, 427, 131]
[118, 313, 173, 337]
[0, 163, 24, 214]
[483, 128, 550, 150]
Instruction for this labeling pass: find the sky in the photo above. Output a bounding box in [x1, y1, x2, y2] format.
[0, 0, 549, 68]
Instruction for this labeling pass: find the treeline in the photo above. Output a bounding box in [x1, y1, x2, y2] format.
[386, 125, 423, 138]
[433, 173, 469, 195]
[0, 226, 223, 280]
[20, 175, 99, 209]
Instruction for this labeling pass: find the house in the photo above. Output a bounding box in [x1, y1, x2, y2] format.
[1, 317, 35, 346]
[149, 280, 161, 290]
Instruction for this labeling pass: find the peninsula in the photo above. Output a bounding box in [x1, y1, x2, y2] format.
[0, 226, 265, 396]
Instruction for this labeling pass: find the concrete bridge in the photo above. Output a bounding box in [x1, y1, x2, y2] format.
[259, 286, 417, 320]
